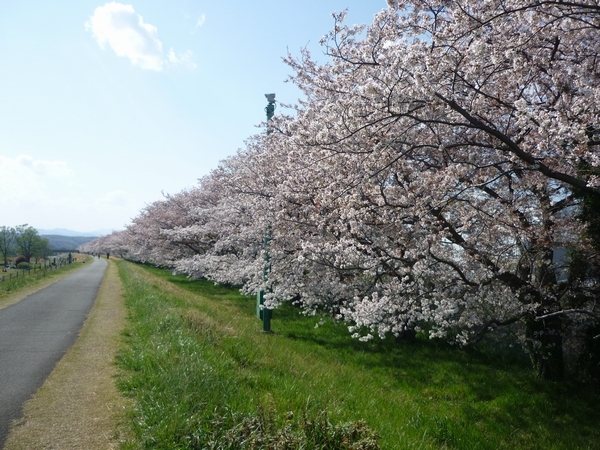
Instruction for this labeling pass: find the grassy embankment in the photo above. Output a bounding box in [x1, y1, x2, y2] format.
[116, 259, 600, 449]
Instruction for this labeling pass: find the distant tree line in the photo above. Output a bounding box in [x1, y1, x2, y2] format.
[0, 225, 52, 266]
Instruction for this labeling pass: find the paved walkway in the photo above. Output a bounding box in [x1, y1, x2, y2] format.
[0, 258, 107, 448]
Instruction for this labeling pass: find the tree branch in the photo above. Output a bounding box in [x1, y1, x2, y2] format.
[434, 92, 598, 195]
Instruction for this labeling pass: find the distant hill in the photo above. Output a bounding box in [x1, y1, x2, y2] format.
[41, 235, 98, 252]
[37, 228, 113, 237]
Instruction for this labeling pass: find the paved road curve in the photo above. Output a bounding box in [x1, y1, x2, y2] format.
[0, 258, 108, 448]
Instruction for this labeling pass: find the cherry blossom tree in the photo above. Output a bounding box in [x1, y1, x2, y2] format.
[82, 189, 209, 264]
[269, 0, 600, 380]
[124, 189, 205, 265]
[169, 137, 280, 291]
[81, 0, 600, 380]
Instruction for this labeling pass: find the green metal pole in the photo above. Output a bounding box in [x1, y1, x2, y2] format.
[262, 229, 271, 331]
[256, 93, 275, 332]
[257, 228, 272, 330]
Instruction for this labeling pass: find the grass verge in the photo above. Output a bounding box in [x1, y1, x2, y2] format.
[116, 260, 600, 449]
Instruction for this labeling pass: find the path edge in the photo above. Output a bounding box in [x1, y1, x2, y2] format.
[3, 259, 131, 450]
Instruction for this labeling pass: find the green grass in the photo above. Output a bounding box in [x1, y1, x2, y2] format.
[115, 261, 600, 449]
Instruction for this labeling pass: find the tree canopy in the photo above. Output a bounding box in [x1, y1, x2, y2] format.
[80, 0, 600, 380]
[14, 225, 50, 261]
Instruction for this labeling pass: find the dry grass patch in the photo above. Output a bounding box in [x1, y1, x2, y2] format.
[3, 259, 130, 450]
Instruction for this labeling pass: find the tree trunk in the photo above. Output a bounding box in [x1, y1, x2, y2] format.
[526, 315, 564, 381]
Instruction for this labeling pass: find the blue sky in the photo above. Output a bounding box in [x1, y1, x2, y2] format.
[0, 1, 387, 233]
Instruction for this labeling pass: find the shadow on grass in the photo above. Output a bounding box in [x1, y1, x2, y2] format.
[137, 264, 600, 449]
[276, 305, 600, 448]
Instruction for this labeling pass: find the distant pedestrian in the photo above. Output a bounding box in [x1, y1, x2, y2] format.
[106, 252, 110, 259]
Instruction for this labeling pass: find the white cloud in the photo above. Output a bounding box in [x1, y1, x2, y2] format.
[0, 156, 141, 230]
[95, 190, 137, 209]
[86, 2, 196, 71]
[167, 49, 197, 69]
[18, 155, 71, 177]
[0, 156, 72, 205]
[197, 14, 206, 27]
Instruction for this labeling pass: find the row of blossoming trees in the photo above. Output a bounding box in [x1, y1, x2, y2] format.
[80, 0, 600, 381]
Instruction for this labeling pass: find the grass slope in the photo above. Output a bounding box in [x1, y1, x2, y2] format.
[116, 260, 600, 449]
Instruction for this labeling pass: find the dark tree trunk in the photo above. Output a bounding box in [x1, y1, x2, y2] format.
[526, 315, 564, 381]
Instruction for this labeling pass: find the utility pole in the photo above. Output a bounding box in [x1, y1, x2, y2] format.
[256, 93, 275, 332]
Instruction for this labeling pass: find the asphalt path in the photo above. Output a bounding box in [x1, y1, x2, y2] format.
[0, 257, 108, 448]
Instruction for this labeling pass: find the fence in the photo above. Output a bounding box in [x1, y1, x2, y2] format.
[0, 257, 72, 284]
